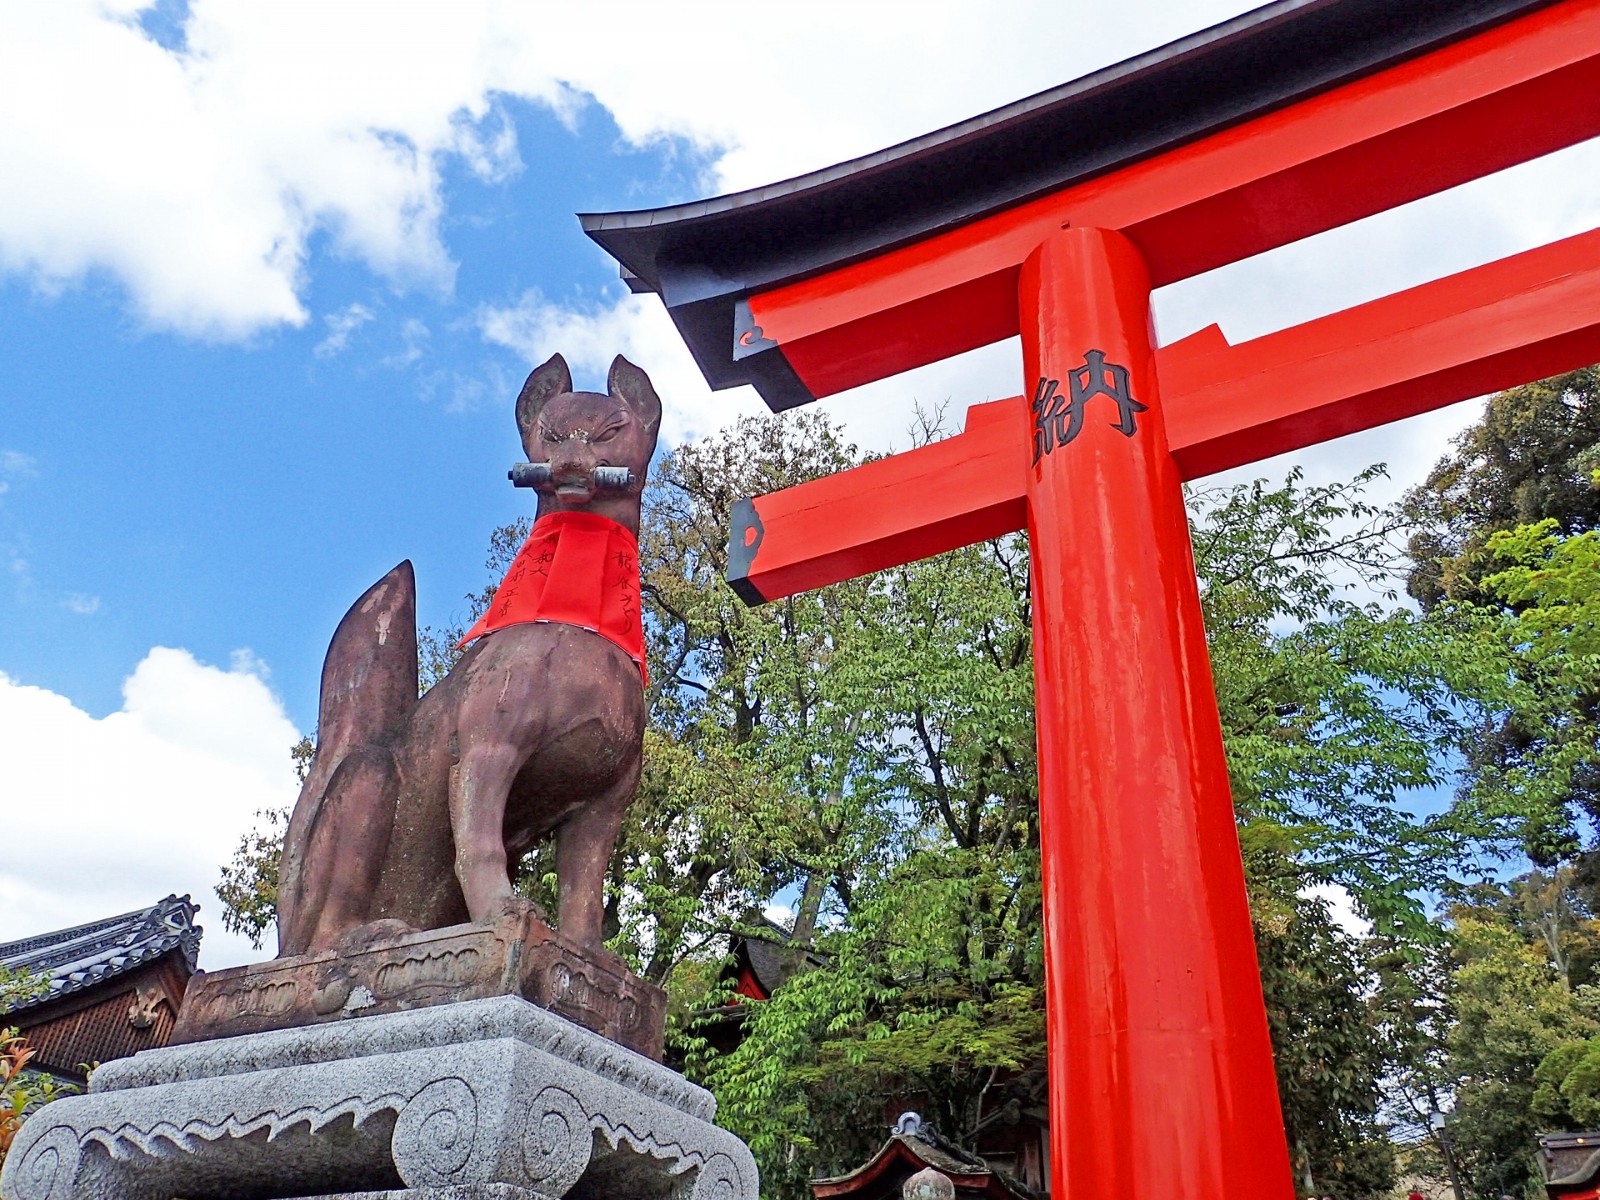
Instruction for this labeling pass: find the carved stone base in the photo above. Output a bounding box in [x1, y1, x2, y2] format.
[171, 911, 667, 1060]
[0, 996, 756, 1200]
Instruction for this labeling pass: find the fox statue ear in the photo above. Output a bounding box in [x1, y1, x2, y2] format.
[608, 355, 662, 438]
[515, 353, 574, 458]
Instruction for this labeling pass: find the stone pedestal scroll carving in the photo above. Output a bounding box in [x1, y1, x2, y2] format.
[0, 996, 757, 1200]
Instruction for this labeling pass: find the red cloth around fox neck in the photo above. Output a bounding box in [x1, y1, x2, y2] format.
[458, 510, 646, 684]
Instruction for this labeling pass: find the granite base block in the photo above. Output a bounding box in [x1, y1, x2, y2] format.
[0, 996, 756, 1200]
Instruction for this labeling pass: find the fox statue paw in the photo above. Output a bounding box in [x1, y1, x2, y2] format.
[487, 894, 552, 929]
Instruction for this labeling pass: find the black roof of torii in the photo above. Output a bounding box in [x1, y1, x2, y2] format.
[580, 0, 1557, 411]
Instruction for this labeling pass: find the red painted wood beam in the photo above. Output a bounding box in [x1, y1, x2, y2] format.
[729, 225, 1600, 602]
[743, 0, 1600, 401]
[727, 397, 1025, 604]
[1161, 223, 1600, 477]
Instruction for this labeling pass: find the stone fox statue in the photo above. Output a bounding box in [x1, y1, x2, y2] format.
[276, 353, 660, 958]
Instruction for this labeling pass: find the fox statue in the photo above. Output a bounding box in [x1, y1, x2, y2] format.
[276, 352, 660, 959]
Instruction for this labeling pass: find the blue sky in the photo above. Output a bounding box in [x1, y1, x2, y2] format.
[0, 95, 706, 722]
[2, 0, 1597, 967]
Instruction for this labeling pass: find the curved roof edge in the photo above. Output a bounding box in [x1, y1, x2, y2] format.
[581, 0, 1555, 307]
[0, 894, 202, 1017]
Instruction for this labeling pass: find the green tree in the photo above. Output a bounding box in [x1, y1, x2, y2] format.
[1380, 870, 1600, 1200]
[687, 516, 1044, 1196]
[1440, 907, 1600, 1197]
[1252, 864, 1396, 1197]
[1198, 467, 1531, 936]
[1400, 370, 1600, 873]
[215, 412, 1565, 1197]
[1403, 367, 1600, 612]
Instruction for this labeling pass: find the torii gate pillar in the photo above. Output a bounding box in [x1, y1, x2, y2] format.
[1023, 227, 1289, 1191]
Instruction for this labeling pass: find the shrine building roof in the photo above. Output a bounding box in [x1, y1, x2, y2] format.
[811, 1116, 1035, 1200]
[0, 894, 202, 1018]
[579, 0, 1559, 411]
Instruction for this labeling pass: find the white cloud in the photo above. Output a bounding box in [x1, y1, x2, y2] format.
[1300, 883, 1373, 940]
[385, 317, 430, 368]
[0, 647, 303, 970]
[3, 3, 1592, 361]
[59, 592, 100, 615]
[313, 301, 374, 358]
[0, 0, 1345, 342]
[2, 0, 1593, 482]
[479, 289, 765, 445]
[0, 450, 36, 477]
[0, 450, 37, 497]
[0, 0, 553, 337]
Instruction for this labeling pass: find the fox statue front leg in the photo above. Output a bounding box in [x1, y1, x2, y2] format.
[444, 651, 550, 924]
[554, 766, 639, 951]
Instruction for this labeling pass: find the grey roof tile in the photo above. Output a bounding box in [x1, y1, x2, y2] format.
[0, 894, 201, 1017]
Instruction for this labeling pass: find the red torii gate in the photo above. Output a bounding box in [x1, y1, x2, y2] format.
[583, 0, 1600, 1193]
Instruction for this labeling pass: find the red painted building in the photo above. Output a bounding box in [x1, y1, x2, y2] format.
[1544, 1132, 1600, 1200]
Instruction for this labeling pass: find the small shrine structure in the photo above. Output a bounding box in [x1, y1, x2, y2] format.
[813, 1115, 1036, 1200]
[582, 0, 1600, 1194]
[0, 895, 201, 1084]
[1543, 1132, 1600, 1200]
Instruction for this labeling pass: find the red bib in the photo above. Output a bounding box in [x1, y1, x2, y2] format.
[458, 511, 646, 684]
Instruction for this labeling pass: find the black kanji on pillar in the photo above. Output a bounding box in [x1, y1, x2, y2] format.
[1031, 349, 1148, 463]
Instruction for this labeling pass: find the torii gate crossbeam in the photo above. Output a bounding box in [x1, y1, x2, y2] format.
[582, 0, 1600, 1192]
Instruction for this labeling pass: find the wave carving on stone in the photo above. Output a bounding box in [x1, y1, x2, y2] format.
[374, 947, 486, 999]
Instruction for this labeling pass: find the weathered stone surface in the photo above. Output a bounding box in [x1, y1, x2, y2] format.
[0, 996, 754, 1200]
[172, 911, 667, 1060]
[276, 354, 663, 965]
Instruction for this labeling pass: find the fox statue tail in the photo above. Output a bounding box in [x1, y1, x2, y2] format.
[277, 561, 419, 956]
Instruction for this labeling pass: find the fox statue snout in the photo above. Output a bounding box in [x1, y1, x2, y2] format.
[276, 352, 660, 959]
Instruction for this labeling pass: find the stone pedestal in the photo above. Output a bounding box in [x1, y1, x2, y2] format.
[172, 912, 667, 1061]
[0, 996, 757, 1200]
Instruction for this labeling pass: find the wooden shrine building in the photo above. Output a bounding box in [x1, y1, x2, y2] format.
[0, 895, 201, 1084]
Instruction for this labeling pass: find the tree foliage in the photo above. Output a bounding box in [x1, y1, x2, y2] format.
[1403, 367, 1600, 611]
[0, 968, 47, 1016]
[0, 1030, 68, 1172]
[210, 384, 1600, 1197]
[1440, 893, 1600, 1198]
[1399, 370, 1600, 876]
